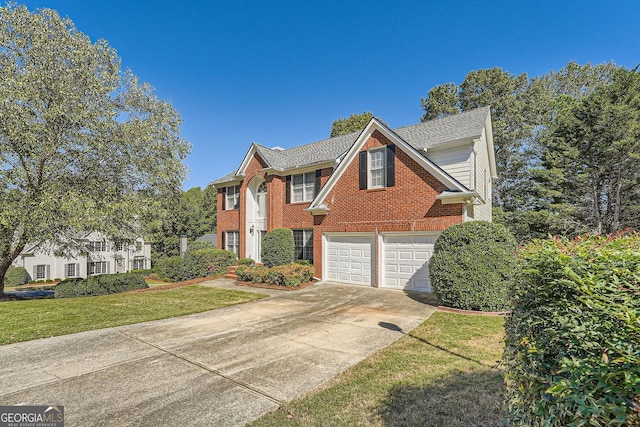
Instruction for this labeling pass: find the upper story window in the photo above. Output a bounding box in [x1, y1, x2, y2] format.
[292, 172, 315, 202]
[359, 145, 395, 190]
[286, 170, 320, 203]
[87, 241, 107, 252]
[368, 148, 386, 188]
[224, 185, 240, 210]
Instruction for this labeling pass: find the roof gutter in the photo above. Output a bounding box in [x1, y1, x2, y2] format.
[436, 190, 479, 204]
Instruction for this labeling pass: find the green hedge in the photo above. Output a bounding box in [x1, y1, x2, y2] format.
[181, 248, 236, 280]
[154, 256, 184, 281]
[4, 266, 29, 287]
[429, 221, 518, 311]
[236, 263, 314, 287]
[503, 234, 640, 426]
[55, 273, 148, 298]
[261, 228, 295, 267]
[185, 241, 215, 254]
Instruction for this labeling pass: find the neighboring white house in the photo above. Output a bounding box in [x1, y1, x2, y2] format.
[12, 231, 151, 280]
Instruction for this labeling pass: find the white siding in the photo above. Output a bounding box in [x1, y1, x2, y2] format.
[426, 145, 472, 188]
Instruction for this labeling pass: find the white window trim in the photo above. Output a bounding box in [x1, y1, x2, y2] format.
[89, 261, 109, 276]
[35, 264, 48, 280]
[225, 185, 240, 210]
[225, 231, 239, 256]
[368, 147, 386, 189]
[65, 263, 77, 278]
[291, 172, 315, 203]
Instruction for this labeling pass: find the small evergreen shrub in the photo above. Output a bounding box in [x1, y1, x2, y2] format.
[261, 228, 295, 267]
[55, 273, 148, 298]
[294, 259, 312, 266]
[235, 265, 254, 282]
[429, 220, 518, 311]
[503, 234, 640, 426]
[130, 269, 155, 276]
[181, 248, 236, 280]
[4, 266, 29, 287]
[154, 256, 183, 282]
[238, 258, 256, 266]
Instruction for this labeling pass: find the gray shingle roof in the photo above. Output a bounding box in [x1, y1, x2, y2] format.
[213, 106, 489, 185]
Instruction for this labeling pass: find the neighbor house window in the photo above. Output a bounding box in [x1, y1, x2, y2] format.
[114, 241, 126, 251]
[87, 241, 107, 252]
[293, 229, 313, 262]
[225, 185, 240, 210]
[225, 231, 239, 256]
[135, 241, 142, 252]
[35, 264, 48, 280]
[65, 263, 77, 278]
[133, 257, 145, 270]
[359, 146, 395, 190]
[89, 261, 108, 275]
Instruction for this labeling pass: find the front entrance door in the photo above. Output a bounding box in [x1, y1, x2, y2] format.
[246, 178, 267, 262]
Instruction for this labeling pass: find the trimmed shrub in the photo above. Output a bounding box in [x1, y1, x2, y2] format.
[261, 228, 295, 268]
[503, 234, 640, 426]
[55, 273, 148, 298]
[181, 248, 236, 280]
[154, 256, 183, 282]
[237, 264, 314, 287]
[4, 266, 29, 287]
[130, 269, 155, 276]
[185, 241, 215, 254]
[429, 221, 518, 311]
[294, 259, 312, 266]
[238, 258, 256, 266]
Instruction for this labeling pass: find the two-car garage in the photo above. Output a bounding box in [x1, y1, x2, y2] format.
[324, 233, 437, 292]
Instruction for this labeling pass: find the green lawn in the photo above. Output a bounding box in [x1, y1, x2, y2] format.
[251, 312, 505, 427]
[0, 285, 266, 345]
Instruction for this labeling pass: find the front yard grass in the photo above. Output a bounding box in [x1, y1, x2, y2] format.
[251, 311, 505, 427]
[0, 285, 265, 345]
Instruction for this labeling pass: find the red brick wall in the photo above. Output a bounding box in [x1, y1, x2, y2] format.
[311, 131, 463, 279]
[216, 188, 240, 250]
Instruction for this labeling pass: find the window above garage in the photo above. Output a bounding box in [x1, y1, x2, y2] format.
[359, 146, 395, 190]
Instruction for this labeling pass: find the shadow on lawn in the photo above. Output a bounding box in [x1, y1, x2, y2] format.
[377, 369, 505, 427]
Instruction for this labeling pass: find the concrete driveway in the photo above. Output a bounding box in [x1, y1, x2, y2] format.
[0, 281, 436, 426]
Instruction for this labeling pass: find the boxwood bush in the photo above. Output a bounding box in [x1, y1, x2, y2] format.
[503, 234, 640, 426]
[55, 273, 148, 298]
[4, 266, 29, 287]
[429, 220, 518, 311]
[181, 248, 236, 280]
[261, 228, 295, 267]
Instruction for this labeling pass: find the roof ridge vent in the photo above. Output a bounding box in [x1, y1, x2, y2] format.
[271, 146, 285, 151]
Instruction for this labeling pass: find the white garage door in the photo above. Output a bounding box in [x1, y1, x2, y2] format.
[382, 235, 437, 292]
[325, 235, 375, 286]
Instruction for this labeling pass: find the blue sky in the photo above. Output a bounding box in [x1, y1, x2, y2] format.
[18, 0, 640, 189]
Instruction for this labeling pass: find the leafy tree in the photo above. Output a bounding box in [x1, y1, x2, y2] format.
[147, 184, 217, 261]
[330, 112, 375, 136]
[420, 62, 621, 241]
[0, 4, 190, 293]
[536, 67, 640, 234]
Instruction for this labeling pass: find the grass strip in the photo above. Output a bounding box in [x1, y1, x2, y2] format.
[0, 285, 265, 345]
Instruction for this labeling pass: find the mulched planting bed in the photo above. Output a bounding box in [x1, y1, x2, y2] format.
[235, 280, 318, 291]
[130, 276, 220, 292]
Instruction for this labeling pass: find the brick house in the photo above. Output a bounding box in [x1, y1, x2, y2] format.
[213, 107, 495, 292]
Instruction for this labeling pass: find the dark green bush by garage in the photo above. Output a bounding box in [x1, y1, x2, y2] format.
[154, 256, 183, 281]
[4, 266, 29, 287]
[181, 248, 236, 280]
[55, 273, 148, 298]
[261, 228, 295, 267]
[503, 234, 640, 426]
[429, 220, 517, 311]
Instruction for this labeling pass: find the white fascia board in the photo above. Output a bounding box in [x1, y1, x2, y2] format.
[235, 143, 267, 177]
[436, 190, 479, 204]
[304, 204, 329, 216]
[308, 118, 468, 210]
[484, 112, 498, 179]
[421, 137, 475, 153]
